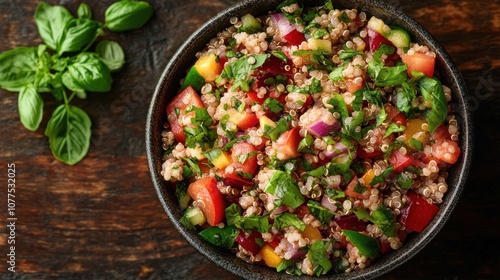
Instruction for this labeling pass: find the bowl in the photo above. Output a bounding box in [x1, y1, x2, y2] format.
[146, 0, 473, 279]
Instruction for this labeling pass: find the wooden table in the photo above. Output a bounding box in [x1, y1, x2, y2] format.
[1, 0, 498, 279]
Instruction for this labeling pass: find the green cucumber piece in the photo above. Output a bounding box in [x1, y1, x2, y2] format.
[183, 206, 206, 227]
[239, 13, 262, 34]
[181, 66, 205, 92]
[386, 26, 411, 49]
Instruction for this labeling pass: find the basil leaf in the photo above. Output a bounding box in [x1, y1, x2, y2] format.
[264, 97, 284, 113]
[396, 81, 416, 114]
[287, 78, 322, 94]
[77, 3, 93, 19]
[199, 225, 238, 249]
[240, 215, 270, 233]
[410, 138, 424, 151]
[58, 18, 100, 55]
[324, 188, 345, 199]
[417, 76, 447, 134]
[34, 2, 73, 51]
[339, 47, 363, 61]
[18, 85, 44, 131]
[328, 66, 344, 82]
[308, 240, 333, 276]
[0, 47, 38, 92]
[96, 40, 126, 72]
[264, 170, 305, 209]
[219, 54, 270, 90]
[45, 104, 91, 165]
[225, 203, 242, 226]
[273, 212, 305, 231]
[298, 135, 314, 153]
[62, 53, 112, 92]
[327, 94, 349, 123]
[384, 123, 405, 138]
[104, 0, 154, 32]
[342, 230, 380, 258]
[307, 200, 335, 226]
[371, 205, 397, 237]
[396, 172, 413, 189]
[368, 61, 408, 87]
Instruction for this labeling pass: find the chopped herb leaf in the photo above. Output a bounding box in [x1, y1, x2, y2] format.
[222, 135, 250, 151]
[298, 134, 314, 153]
[339, 11, 352, 23]
[417, 75, 448, 134]
[307, 200, 335, 226]
[384, 123, 405, 138]
[308, 240, 333, 276]
[264, 170, 305, 209]
[313, 28, 329, 39]
[339, 47, 363, 61]
[199, 225, 238, 249]
[325, 188, 345, 199]
[370, 166, 394, 186]
[273, 212, 306, 231]
[264, 97, 284, 113]
[272, 50, 288, 62]
[410, 138, 424, 151]
[287, 78, 322, 94]
[396, 172, 413, 189]
[353, 182, 367, 194]
[181, 157, 201, 176]
[328, 66, 344, 82]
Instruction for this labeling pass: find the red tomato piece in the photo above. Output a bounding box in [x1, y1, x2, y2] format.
[430, 124, 451, 142]
[385, 104, 407, 126]
[235, 230, 263, 256]
[187, 177, 225, 226]
[222, 173, 253, 188]
[388, 150, 417, 173]
[257, 54, 293, 76]
[335, 214, 367, 232]
[268, 234, 284, 249]
[400, 191, 439, 233]
[283, 29, 306, 46]
[272, 127, 302, 160]
[431, 139, 460, 164]
[344, 176, 371, 199]
[367, 28, 394, 53]
[237, 112, 259, 131]
[346, 78, 365, 93]
[165, 86, 205, 143]
[247, 90, 266, 105]
[231, 142, 258, 176]
[293, 204, 311, 219]
[402, 52, 435, 78]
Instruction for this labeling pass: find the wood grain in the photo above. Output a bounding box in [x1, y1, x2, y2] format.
[0, 0, 499, 279]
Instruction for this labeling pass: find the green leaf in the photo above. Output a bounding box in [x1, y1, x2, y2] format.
[328, 66, 344, 82]
[371, 205, 397, 237]
[395, 81, 416, 114]
[62, 53, 112, 92]
[0, 47, 39, 92]
[77, 3, 93, 19]
[58, 18, 100, 55]
[307, 200, 335, 226]
[45, 104, 91, 165]
[396, 172, 413, 189]
[370, 166, 394, 186]
[368, 61, 408, 87]
[308, 240, 333, 276]
[384, 123, 405, 138]
[339, 47, 363, 61]
[342, 230, 380, 257]
[417, 76, 448, 134]
[264, 97, 284, 113]
[219, 54, 270, 90]
[104, 0, 154, 32]
[287, 78, 322, 94]
[18, 85, 44, 131]
[199, 225, 238, 249]
[273, 212, 305, 231]
[35, 2, 74, 51]
[327, 94, 349, 123]
[264, 170, 305, 209]
[96, 40, 126, 72]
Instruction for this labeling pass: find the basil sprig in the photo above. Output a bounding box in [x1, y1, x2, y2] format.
[0, 1, 153, 165]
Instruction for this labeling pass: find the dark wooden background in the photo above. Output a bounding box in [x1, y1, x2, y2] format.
[0, 0, 498, 279]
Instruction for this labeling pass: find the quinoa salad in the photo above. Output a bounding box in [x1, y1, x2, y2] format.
[160, 0, 461, 276]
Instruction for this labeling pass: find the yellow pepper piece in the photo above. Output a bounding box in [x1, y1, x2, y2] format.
[302, 224, 322, 241]
[403, 119, 430, 148]
[211, 150, 232, 170]
[260, 244, 282, 268]
[194, 54, 223, 82]
[361, 168, 376, 187]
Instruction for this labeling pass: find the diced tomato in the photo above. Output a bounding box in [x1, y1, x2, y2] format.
[257, 54, 293, 76]
[272, 127, 302, 160]
[368, 28, 394, 53]
[344, 176, 370, 199]
[166, 86, 205, 143]
[235, 230, 263, 256]
[335, 214, 367, 232]
[402, 52, 435, 78]
[385, 104, 407, 126]
[230, 142, 258, 176]
[283, 29, 306, 46]
[293, 204, 311, 219]
[187, 177, 225, 226]
[247, 90, 266, 105]
[223, 173, 253, 188]
[430, 124, 451, 142]
[357, 148, 384, 159]
[379, 237, 392, 254]
[237, 112, 259, 131]
[268, 234, 284, 248]
[400, 191, 439, 233]
[431, 139, 460, 164]
[346, 78, 365, 93]
[388, 150, 418, 173]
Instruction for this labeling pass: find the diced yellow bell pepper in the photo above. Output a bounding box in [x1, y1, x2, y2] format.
[210, 150, 232, 170]
[403, 119, 430, 148]
[302, 224, 322, 241]
[308, 38, 332, 53]
[260, 244, 282, 268]
[194, 54, 223, 82]
[361, 168, 376, 187]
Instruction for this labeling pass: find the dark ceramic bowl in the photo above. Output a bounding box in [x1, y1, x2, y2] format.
[146, 0, 473, 279]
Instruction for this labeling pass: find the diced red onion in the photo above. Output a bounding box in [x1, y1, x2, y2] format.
[285, 240, 307, 259]
[325, 174, 341, 188]
[306, 119, 341, 137]
[321, 195, 338, 212]
[323, 141, 349, 159]
[270, 13, 296, 37]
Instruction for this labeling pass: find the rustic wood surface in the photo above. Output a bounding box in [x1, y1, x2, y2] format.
[0, 0, 499, 279]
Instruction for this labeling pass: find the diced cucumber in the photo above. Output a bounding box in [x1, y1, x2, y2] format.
[239, 13, 262, 34]
[367, 16, 389, 35]
[308, 38, 332, 53]
[183, 206, 206, 227]
[385, 26, 411, 49]
[180, 66, 204, 92]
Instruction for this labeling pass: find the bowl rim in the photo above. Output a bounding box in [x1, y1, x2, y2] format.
[146, 0, 474, 279]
